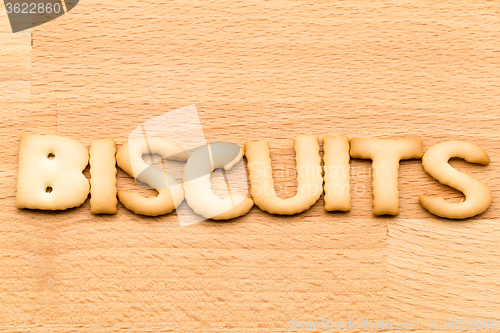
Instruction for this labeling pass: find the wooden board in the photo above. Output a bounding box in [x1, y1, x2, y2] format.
[1, 0, 500, 331]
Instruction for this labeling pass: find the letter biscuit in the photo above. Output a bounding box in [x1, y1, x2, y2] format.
[323, 136, 351, 212]
[116, 137, 188, 216]
[183, 142, 254, 220]
[350, 138, 423, 215]
[420, 140, 492, 219]
[245, 135, 323, 215]
[16, 133, 90, 210]
[90, 139, 118, 214]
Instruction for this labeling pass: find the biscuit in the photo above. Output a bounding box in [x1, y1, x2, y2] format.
[419, 140, 492, 219]
[183, 142, 254, 220]
[323, 136, 351, 212]
[116, 137, 188, 216]
[90, 139, 118, 214]
[244, 135, 323, 215]
[350, 138, 423, 215]
[16, 133, 89, 210]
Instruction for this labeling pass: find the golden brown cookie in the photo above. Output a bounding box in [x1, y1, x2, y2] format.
[16, 133, 89, 210]
[420, 140, 492, 219]
[116, 137, 188, 216]
[245, 135, 323, 215]
[350, 138, 423, 215]
[183, 142, 253, 220]
[90, 139, 118, 214]
[323, 136, 351, 212]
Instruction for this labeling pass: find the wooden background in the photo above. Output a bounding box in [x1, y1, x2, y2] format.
[1, 0, 500, 332]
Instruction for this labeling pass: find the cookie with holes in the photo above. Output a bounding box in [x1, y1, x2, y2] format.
[16, 133, 90, 210]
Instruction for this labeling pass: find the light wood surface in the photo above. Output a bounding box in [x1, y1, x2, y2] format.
[1, 0, 500, 331]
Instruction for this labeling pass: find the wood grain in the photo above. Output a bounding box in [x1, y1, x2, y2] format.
[0, 2, 31, 101]
[1, 0, 500, 331]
